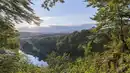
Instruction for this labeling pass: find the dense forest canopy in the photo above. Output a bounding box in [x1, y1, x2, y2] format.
[21, 29, 107, 60]
[1, 0, 130, 73]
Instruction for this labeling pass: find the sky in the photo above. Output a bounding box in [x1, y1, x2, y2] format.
[16, 0, 97, 32]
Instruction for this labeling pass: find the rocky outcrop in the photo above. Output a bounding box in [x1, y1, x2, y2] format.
[0, 49, 15, 56]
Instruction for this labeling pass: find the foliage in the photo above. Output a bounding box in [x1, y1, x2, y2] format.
[56, 30, 92, 59]
[2, 0, 130, 73]
[43, 48, 130, 73]
[21, 36, 58, 60]
[0, 54, 19, 73]
[21, 29, 109, 60]
[36, 0, 130, 73]
[46, 51, 71, 73]
[0, 0, 40, 25]
[87, 0, 130, 52]
[17, 61, 49, 73]
[42, 0, 65, 10]
[0, 21, 19, 50]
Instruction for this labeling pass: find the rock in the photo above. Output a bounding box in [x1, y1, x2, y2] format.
[0, 49, 15, 55]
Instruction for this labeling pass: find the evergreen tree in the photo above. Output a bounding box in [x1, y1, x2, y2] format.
[87, 0, 130, 52]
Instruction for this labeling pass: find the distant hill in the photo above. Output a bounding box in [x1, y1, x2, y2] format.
[19, 32, 42, 38]
[20, 32, 69, 38]
[18, 24, 95, 33]
[19, 24, 95, 38]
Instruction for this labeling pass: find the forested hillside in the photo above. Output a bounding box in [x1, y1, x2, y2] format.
[21, 29, 107, 60]
[1, 0, 130, 73]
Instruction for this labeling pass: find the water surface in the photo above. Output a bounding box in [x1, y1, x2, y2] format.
[19, 50, 48, 67]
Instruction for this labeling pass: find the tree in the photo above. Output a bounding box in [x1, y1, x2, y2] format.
[0, 54, 20, 73]
[0, 1, 40, 72]
[0, 0, 40, 24]
[41, 0, 65, 10]
[0, 0, 43, 49]
[87, 0, 130, 52]
[0, 20, 19, 49]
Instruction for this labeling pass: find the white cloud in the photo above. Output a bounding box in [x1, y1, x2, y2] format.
[15, 14, 96, 29]
[40, 14, 96, 26]
[15, 16, 52, 29]
[40, 17, 53, 21]
[15, 22, 30, 28]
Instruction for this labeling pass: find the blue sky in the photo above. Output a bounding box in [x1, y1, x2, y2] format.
[32, 0, 96, 16]
[17, 0, 97, 31]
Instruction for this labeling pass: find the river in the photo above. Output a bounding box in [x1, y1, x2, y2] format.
[19, 50, 48, 67]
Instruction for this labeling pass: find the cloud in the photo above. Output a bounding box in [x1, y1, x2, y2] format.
[39, 14, 96, 26]
[40, 17, 53, 21]
[15, 22, 30, 28]
[15, 14, 96, 32]
[15, 16, 52, 29]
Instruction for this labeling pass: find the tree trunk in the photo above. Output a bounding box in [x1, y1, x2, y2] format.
[120, 17, 128, 52]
